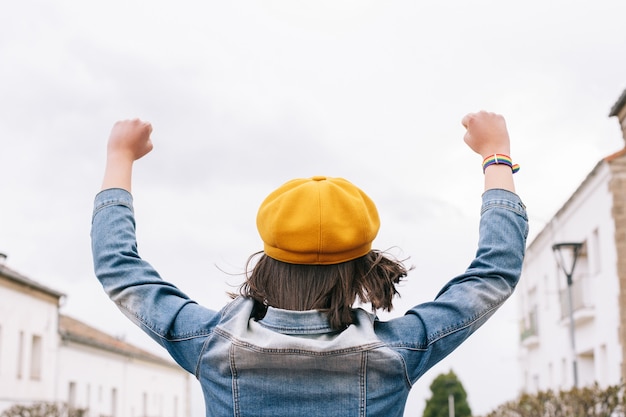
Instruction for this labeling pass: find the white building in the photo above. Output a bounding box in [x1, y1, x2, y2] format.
[0, 257, 63, 407]
[517, 88, 626, 392]
[0, 258, 191, 417]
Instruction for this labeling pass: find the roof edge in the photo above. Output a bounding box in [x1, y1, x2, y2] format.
[59, 315, 179, 369]
[604, 147, 626, 162]
[0, 265, 65, 299]
[528, 147, 626, 250]
[527, 156, 608, 250]
[609, 88, 626, 117]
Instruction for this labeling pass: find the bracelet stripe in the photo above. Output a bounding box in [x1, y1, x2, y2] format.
[482, 154, 520, 174]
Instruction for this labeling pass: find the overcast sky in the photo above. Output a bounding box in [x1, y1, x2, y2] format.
[2, 1, 626, 415]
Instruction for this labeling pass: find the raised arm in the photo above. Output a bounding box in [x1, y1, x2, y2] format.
[101, 118, 154, 192]
[462, 111, 516, 193]
[381, 111, 528, 383]
[92, 119, 220, 373]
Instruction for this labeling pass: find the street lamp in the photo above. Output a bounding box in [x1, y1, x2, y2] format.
[551, 242, 583, 388]
[448, 394, 455, 417]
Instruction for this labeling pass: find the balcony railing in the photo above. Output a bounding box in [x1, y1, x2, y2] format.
[520, 306, 539, 343]
[559, 275, 594, 323]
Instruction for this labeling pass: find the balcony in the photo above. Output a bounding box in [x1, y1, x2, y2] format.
[520, 307, 539, 348]
[559, 276, 595, 325]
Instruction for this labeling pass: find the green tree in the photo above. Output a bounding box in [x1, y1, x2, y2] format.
[423, 370, 472, 417]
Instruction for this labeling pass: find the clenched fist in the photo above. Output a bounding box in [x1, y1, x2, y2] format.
[101, 118, 153, 192]
[461, 111, 510, 159]
[107, 118, 154, 162]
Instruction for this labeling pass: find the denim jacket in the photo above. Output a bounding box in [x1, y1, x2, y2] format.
[91, 188, 528, 417]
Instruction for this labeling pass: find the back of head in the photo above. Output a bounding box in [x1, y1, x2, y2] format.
[241, 176, 407, 330]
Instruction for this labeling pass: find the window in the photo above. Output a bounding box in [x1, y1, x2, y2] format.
[142, 392, 148, 417]
[16, 331, 24, 379]
[86, 384, 91, 416]
[68, 382, 77, 409]
[573, 242, 589, 282]
[520, 287, 539, 341]
[156, 393, 163, 417]
[532, 374, 539, 391]
[548, 362, 553, 387]
[30, 334, 42, 380]
[598, 345, 608, 386]
[591, 228, 601, 274]
[111, 388, 118, 417]
[543, 274, 551, 310]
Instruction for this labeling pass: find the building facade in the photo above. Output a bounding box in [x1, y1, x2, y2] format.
[0, 259, 191, 417]
[517, 89, 626, 392]
[0, 260, 63, 407]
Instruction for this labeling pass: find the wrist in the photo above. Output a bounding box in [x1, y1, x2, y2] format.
[480, 149, 510, 160]
[102, 154, 134, 192]
[483, 164, 516, 193]
[106, 150, 135, 166]
[482, 153, 519, 174]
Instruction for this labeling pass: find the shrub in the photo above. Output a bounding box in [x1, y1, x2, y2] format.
[482, 383, 625, 417]
[1, 402, 87, 417]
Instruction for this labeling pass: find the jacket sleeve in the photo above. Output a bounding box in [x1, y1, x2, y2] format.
[378, 188, 528, 383]
[90, 188, 221, 375]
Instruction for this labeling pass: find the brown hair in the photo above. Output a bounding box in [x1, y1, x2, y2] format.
[237, 250, 409, 330]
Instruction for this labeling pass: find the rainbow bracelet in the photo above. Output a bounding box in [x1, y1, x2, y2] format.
[482, 154, 520, 174]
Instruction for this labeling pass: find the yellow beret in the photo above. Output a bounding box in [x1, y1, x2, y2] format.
[256, 176, 380, 265]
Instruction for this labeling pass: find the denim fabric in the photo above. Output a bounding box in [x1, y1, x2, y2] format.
[91, 188, 528, 417]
